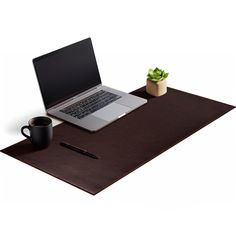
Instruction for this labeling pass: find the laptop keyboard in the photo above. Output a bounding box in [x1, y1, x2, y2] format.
[60, 90, 121, 119]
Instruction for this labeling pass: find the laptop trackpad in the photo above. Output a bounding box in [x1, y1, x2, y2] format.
[92, 103, 131, 122]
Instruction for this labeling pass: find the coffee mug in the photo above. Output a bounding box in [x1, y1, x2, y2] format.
[21, 116, 53, 149]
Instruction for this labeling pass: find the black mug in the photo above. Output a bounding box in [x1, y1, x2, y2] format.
[21, 116, 53, 149]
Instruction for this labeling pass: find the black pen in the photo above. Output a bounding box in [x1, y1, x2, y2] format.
[60, 142, 99, 159]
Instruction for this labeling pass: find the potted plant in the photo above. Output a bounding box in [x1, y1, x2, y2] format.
[146, 67, 169, 96]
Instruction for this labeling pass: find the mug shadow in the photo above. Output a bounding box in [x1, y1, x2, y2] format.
[6, 109, 50, 134]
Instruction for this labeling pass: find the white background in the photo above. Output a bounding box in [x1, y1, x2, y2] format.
[0, 1, 236, 235]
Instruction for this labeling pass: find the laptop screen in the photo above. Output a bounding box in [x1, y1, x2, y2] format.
[33, 38, 102, 109]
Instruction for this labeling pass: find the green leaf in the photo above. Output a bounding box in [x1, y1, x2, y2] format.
[156, 75, 162, 79]
[163, 72, 169, 78]
[148, 69, 153, 74]
[147, 67, 169, 81]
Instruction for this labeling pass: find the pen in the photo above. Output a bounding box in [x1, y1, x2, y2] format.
[60, 142, 99, 159]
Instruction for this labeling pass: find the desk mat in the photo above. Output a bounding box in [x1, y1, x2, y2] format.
[1, 87, 235, 195]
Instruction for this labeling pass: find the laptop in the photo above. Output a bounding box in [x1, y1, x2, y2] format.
[33, 38, 147, 132]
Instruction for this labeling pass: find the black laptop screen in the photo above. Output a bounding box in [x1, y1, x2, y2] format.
[33, 38, 102, 109]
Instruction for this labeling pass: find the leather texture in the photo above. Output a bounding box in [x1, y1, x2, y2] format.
[1, 87, 235, 195]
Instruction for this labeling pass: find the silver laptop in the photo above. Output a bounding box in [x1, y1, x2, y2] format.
[33, 38, 147, 132]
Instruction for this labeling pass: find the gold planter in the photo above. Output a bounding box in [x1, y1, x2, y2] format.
[146, 79, 167, 97]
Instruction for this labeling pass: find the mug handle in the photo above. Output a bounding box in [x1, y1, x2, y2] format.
[21, 126, 31, 140]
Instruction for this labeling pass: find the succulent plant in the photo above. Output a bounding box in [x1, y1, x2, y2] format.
[147, 67, 169, 82]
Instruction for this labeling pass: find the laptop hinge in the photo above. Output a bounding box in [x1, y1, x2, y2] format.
[47, 84, 102, 112]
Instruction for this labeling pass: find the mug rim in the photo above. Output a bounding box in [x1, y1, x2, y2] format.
[29, 116, 52, 127]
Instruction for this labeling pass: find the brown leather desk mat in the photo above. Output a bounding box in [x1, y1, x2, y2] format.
[1, 87, 235, 195]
